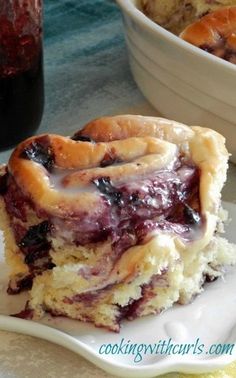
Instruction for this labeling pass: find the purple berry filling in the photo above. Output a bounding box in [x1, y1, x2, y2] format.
[70, 133, 95, 143]
[56, 162, 201, 249]
[2, 158, 202, 296]
[7, 274, 34, 295]
[19, 221, 51, 248]
[11, 301, 34, 319]
[20, 135, 55, 171]
[0, 171, 8, 195]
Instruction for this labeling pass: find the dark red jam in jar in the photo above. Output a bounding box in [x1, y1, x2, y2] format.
[0, 0, 44, 150]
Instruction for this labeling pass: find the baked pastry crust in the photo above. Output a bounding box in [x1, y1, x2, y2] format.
[79, 114, 228, 238]
[180, 6, 236, 63]
[9, 114, 228, 249]
[1, 115, 235, 331]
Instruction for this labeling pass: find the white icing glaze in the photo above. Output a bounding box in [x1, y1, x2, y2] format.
[164, 321, 189, 342]
[49, 168, 98, 195]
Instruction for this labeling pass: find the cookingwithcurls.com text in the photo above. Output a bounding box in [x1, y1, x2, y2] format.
[98, 338, 235, 363]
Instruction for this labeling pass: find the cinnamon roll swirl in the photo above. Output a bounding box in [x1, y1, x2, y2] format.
[0, 115, 235, 331]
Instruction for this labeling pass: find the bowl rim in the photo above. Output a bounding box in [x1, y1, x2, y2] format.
[116, 0, 236, 74]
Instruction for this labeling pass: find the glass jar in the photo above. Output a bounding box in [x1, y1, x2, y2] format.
[0, 0, 44, 150]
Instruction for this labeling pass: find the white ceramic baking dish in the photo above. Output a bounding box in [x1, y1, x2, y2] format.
[116, 0, 236, 163]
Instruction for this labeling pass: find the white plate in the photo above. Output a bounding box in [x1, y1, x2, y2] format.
[0, 202, 236, 378]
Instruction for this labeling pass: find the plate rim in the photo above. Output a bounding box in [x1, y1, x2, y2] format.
[0, 315, 235, 378]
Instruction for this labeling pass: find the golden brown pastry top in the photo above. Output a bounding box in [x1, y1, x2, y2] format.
[180, 7, 236, 63]
[8, 115, 228, 237]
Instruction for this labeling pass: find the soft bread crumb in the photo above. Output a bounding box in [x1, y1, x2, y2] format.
[1, 196, 236, 331]
[28, 233, 236, 331]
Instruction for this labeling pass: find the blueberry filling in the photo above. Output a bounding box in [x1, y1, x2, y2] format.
[135, 220, 190, 242]
[93, 177, 123, 205]
[18, 221, 54, 274]
[70, 134, 95, 143]
[204, 274, 218, 283]
[0, 172, 8, 195]
[93, 167, 200, 225]
[20, 136, 55, 171]
[51, 164, 201, 253]
[89, 165, 201, 256]
[64, 272, 169, 327]
[4, 161, 202, 296]
[24, 243, 52, 265]
[7, 274, 34, 295]
[11, 302, 34, 319]
[100, 152, 122, 168]
[200, 37, 236, 63]
[3, 175, 30, 221]
[123, 272, 168, 320]
[200, 44, 214, 54]
[19, 221, 51, 248]
[183, 204, 201, 224]
[128, 192, 143, 206]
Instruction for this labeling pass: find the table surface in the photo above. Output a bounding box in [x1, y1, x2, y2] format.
[0, 1, 236, 377]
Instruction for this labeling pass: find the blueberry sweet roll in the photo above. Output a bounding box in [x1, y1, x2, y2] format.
[0, 115, 235, 331]
[180, 6, 236, 64]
